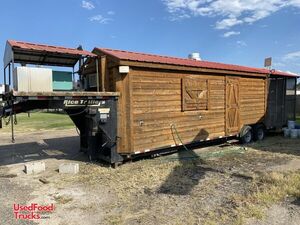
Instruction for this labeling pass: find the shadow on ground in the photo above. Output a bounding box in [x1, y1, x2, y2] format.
[157, 132, 298, 196]
[247, 132, 300, 157]
[291, 198, 300, 206]
[158, 129, 210, 195]
[0, 136, 89, 166]
[158, 149, 208, 195]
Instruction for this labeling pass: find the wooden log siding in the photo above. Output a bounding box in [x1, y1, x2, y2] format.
[86, 48, 294, 155]
[109, 65, 267, 154]
[239, 77, 266, 125]
[130, 70, 226, 152]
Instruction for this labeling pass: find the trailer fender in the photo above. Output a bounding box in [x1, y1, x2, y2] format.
[239, 125, 252, 137]
[239, 125, 253, 144]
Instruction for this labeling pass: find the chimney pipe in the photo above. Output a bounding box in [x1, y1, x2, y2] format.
[188, 52, 201, 61]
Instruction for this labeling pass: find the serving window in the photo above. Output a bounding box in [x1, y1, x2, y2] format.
[182, 77, 209, 111]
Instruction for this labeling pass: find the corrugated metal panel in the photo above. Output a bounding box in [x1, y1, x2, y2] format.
[95, 48, 299, 77]
[8, 40, 96, 57]
[4, 40, 96, 68]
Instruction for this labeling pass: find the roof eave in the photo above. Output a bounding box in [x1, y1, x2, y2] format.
[118, 59, 267, 77]
[8, 39, 97, 58]
[5, 40, 96, 67]
[93, 47, 298, 78]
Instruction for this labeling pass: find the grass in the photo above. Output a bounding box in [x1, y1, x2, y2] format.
[296, 116, 300, 124]
[1, 112, 298, 224]
[1, 111, 74, 133]
[39, 135, 300, 225]
[193, 169, 300, 225]
[232, 170, 300, 224]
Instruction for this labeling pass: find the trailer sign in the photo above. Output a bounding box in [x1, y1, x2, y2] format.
[63, 99, 102, 107]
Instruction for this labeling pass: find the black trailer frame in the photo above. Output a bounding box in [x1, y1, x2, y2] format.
[0, 92, 123, 165]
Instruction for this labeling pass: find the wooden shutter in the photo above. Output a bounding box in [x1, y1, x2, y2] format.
[182, 78, 209, 111]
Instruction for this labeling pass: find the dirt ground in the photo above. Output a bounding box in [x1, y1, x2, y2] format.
[0, 129, 300, 225]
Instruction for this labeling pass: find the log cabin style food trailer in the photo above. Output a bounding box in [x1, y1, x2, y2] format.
[82, 48, 298, 161]
[0, 40, 298, 166]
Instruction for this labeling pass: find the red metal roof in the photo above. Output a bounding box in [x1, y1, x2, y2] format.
[8, 40, 96, 57]
[96, 47, 298, 77]
[269, 70, 299, 77]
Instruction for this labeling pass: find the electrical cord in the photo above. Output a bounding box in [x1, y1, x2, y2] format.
[170, 123, 203, 161]
[4, 110, 12, 125]
[5, 116, 10, 126]
[99, 126, 116, 149]
[66, 107, 88, 117]
[75, 127, 80, 136]
[14, 113, 17, 125]
[170, 123, 190, 151]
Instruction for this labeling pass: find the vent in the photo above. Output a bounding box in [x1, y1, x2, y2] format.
[188, 52, 201, 61]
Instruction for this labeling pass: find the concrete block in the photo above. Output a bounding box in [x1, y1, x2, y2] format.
[59, 163, 79, 174]
[24, 161, 45, 174]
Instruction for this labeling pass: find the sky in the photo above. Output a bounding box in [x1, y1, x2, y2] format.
[0, 0, 300, 83]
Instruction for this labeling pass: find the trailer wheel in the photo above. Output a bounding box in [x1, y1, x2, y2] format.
[112, 162, 122, 168]
[253, 126, 265, 141]
[240, 129, 252, 144]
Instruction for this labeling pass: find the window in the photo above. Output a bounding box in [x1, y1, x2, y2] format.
[286, 78, 296, 96]
[182, 77, 209, 111]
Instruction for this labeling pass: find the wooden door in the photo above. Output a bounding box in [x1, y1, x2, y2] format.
[226, 77, 240, 135]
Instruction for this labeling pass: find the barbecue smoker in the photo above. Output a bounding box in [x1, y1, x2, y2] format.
[0, 40, 122, 166]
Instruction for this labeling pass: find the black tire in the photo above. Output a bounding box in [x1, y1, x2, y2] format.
[112, 162, 122, 168]
[253, 126, 265, 141]
[240, 129, 252, 144]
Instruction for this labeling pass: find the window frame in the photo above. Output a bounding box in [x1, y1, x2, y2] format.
[182, 77, 210, 111]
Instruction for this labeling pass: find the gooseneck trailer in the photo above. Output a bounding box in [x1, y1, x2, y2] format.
[0, 40, 123, 166]
[0, 40, 298, 166]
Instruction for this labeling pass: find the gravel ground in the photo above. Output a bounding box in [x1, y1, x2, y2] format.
[0, 130, 300, 225]
[0, 166, 37, 225]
